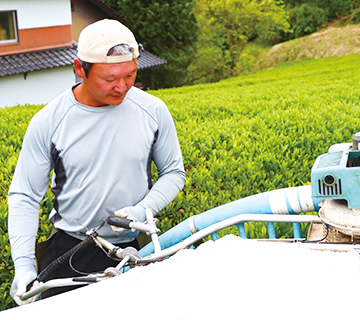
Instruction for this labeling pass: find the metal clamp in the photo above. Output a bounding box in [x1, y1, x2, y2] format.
[188, 216, 198, 235]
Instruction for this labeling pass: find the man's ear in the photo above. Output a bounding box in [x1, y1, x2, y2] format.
[73, 58, 85, 79]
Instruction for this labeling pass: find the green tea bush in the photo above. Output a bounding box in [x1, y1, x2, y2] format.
[154, 55, 360, 233]
[0, 105, 43, 310]
[1, 55, 360, 311]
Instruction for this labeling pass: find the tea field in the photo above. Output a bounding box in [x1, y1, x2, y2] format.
[1, 54, 360, 310]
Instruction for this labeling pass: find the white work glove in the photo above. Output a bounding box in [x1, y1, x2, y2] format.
[10, 257, 38, 305]
[111, 205, 146, 235]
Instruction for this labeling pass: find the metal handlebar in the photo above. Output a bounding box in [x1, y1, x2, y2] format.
[106, 209, 162, 253]
[21, 209, 160, 302]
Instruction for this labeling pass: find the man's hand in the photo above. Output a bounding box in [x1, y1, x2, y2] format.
[111, 205, 146, 234]
[114, 205, 146, 222]
[11, 257, 38, 305]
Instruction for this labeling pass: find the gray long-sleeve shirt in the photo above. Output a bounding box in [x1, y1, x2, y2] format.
[8, 86, 186, 261]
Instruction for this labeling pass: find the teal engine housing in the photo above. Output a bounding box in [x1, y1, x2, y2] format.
[311, 145, 360, 209]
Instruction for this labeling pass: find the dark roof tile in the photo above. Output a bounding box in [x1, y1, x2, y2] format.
[0, 47, 78, 76]
[138, 49, 167, 71]
[0, 46, 167, 77]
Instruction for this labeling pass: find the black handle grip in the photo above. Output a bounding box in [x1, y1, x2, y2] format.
[107, 216, 132, 229]
[26, 280, 35, 293]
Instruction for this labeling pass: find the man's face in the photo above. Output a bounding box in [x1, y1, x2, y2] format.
[79, 60, 138, 107]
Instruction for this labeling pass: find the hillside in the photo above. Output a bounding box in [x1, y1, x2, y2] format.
[254, 23, 360, 71]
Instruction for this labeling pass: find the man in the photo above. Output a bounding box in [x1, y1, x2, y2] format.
[8, 19, 186, 304]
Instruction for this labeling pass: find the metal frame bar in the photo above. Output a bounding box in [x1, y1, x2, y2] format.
[147, 214, 322, 260]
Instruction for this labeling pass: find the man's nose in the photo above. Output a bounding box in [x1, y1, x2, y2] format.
[113, 78, 126, 92]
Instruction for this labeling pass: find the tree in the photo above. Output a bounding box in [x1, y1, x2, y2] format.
[103, 0, 199, 88]
[277, 0, 360, 42]
[188, 0, 290, 84]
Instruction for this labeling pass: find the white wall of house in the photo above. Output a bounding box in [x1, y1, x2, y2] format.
[0, 0, 72, 28]
[0, 0, 74, 108]
[0, 66, 76, 108]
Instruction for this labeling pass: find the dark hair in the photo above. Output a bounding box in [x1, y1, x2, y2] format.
[79, 60, 93, 78]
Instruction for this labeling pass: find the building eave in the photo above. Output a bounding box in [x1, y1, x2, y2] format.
[0, 46, 167, 77]
[84, 0, 123, 20]
[0, 46, 78, 77]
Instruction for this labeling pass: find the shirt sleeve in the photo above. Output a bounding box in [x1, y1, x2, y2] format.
[8, 114, 53, 261]
[137, 103, 186, 214]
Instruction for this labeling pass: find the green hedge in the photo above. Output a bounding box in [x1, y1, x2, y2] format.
[1, 55, 360, 311]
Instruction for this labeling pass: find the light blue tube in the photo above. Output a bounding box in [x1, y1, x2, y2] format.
[236, 222, 247, 239]
[293, 222, 302, 238]
[139, 185, 322, 257]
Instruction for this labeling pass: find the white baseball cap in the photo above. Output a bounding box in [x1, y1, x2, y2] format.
[77, 19, 139, 63]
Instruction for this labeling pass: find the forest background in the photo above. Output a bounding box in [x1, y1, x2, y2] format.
[104, 0, 360, 88]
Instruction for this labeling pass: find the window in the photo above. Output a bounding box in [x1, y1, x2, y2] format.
[0, 11, 18, 43]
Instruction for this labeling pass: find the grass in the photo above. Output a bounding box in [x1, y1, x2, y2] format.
[254, 23, 360, 70]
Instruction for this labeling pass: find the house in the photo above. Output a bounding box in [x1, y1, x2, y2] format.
[0, 0, 166, 108]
